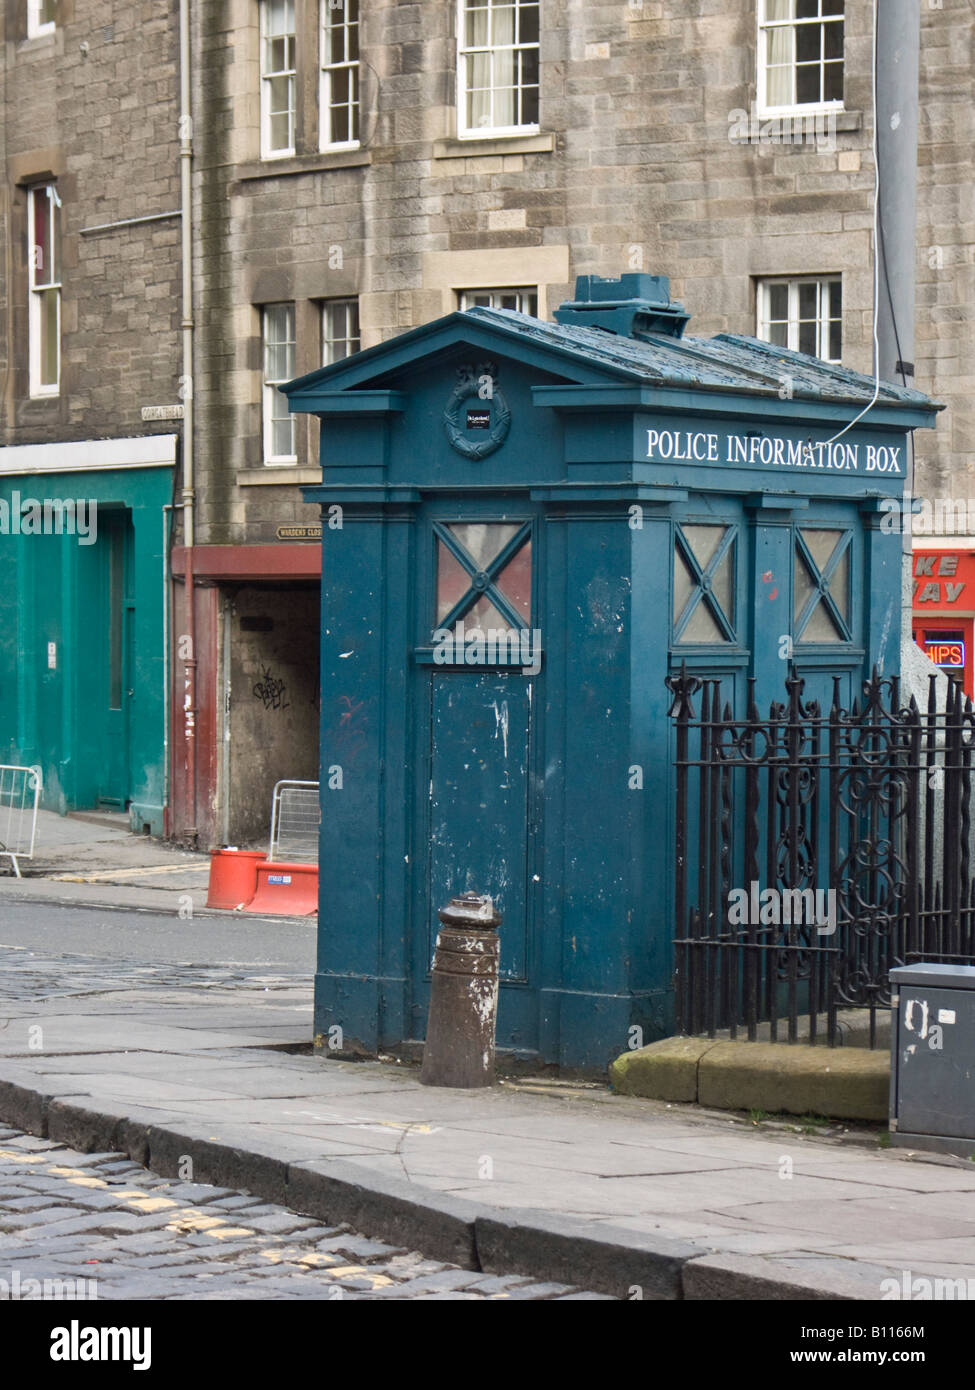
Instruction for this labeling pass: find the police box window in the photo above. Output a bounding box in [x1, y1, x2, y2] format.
[434, 521, 532, 646]
[794, 528, 852, 644]
[673, 524, 737, 644]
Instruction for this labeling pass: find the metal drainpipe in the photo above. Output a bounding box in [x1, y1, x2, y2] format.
[221, 596, 232, 847]
[179, 0, 198, 846]
[161, 500, 184, 838]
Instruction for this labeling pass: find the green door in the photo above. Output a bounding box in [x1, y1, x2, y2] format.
[97, 511, 134, 809]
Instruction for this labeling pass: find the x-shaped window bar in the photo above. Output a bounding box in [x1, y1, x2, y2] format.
[433, 520, 532, 633]
[674, 525, 737, 643]
[795, 530, 852, 642]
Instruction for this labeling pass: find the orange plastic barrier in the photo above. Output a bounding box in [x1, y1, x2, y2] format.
[206, 848, 266, 910]
[243, 860, 318, 916]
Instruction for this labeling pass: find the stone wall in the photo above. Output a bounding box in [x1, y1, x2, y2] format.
[1, 0, 182, 448]
[184, 0, 972, 552]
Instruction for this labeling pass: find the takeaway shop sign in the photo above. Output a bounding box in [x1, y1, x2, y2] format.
[913, 552, 974, 605]
[645, 428, 903, 474]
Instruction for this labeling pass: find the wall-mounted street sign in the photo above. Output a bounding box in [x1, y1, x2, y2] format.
[276, 524, 322, 541]
[141, 405, 184, 422]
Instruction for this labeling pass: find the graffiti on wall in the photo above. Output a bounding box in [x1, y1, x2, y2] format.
[253, 666, 290, 711]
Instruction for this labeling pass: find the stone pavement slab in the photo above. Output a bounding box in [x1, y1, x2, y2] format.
[2, 942, 975, 1299]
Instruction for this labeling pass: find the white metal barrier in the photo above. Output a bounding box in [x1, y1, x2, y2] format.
[0, 765, 42, 877]
[269, 780, 320, 864]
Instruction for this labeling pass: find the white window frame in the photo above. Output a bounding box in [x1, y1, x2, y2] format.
[260, 0, 297, 160]
[262, 303, 297, 464]
[458, 287, 538, 316]
[322, 298, 361, 365]
[756, 0, 845, 118]
[320, 0, 360, 151]
[756, 276, 842, 364]
[28, 183, 61, 399]
[27, 0, 56, 38]
[457, 0, 541, 140]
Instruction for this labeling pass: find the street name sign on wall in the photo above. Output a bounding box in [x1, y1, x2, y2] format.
[276, 525, 322, 540]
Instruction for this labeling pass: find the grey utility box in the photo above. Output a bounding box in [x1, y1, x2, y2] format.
[890, 963, 975, 1158]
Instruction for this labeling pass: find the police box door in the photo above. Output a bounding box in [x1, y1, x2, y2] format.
[410, 510, 541, 1052]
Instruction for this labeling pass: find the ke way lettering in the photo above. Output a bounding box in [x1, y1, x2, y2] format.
[646, 429, 902, 474]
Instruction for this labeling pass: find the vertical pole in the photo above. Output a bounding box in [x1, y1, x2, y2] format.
[876, 0, 920, 391]
[875, 1, 922, 654]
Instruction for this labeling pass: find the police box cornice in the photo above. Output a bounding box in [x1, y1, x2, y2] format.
[284, 273, 941, 497]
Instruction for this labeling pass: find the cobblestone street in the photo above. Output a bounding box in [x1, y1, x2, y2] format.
[0, 1128, 604, 1301]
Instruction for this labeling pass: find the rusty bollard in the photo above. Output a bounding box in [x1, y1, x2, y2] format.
[420, 893, 501, 1088]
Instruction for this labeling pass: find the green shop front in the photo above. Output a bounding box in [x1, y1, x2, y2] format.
[0, 433, 175, 834]
[285, 275, 938, 1070]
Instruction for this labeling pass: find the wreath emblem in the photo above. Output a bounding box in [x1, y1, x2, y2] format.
[443, 362, 512, 460]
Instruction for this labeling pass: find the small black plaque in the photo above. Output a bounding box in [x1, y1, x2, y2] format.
[466, 407, 491, 430]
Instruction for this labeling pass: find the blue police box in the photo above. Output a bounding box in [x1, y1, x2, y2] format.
[284, 274, 939, 1071]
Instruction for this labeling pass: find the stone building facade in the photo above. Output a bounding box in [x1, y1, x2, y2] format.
[0, 0, 180, 831]
[3, 1, 971, 842]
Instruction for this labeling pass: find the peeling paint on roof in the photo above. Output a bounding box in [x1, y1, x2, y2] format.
[462, 306, 937, 411]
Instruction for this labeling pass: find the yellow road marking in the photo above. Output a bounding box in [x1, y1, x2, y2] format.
[51, 864, 208, 882]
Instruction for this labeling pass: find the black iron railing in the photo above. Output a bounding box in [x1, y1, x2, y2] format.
[666, 666, 975, 1047]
